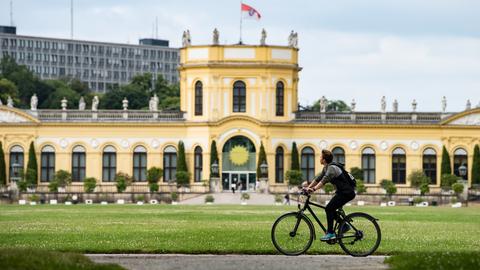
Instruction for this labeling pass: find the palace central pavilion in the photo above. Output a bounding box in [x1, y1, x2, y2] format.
[1, 40, 479, 193]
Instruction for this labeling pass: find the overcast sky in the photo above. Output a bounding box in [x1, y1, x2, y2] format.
[1, 0, 479, 112]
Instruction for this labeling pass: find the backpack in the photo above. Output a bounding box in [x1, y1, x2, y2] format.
[330, 162, 357, 189]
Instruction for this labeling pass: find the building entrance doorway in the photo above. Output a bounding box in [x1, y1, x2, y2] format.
[222, 172, 256, 191]
[221, 135, 257, 191]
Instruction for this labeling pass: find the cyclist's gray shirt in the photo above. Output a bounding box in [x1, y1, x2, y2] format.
[312, 164, 343, 185]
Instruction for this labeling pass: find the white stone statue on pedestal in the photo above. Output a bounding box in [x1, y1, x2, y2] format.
[30, 94, 38, 111]
[260, 28, 267, 45]
[293, 32, 298, 48]
[288, 30, 294, 47]
[381, 96, 386, 113]
[91, 96, 99, 111]
[212, 28, 219, 45]
[122, 97, 129, 111]
[412, 99, 417, 112]
[61, 97, 68, 110]
[393, 99, 398, 112]
[466, 99, 471, 110]
[7, 96, 13, 107]
[0, 97, 2, 105]
[442, 96, 447, 112]
[182, 30, 191, 47]
[79, 96, 86, 111]
[350, 99, 356, 112]
[320, 96, 327, 113]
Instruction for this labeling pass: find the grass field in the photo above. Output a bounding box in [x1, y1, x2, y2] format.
[0, 204, 479, 255]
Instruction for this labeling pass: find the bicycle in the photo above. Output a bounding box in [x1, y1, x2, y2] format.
[271, 191, 381, 257]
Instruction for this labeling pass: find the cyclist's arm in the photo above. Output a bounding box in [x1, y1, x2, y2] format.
[312, 165, 338, 191]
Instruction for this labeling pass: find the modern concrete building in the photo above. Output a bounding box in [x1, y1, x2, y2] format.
[0, 34, 479, 194]
[0, 26, 179, 92]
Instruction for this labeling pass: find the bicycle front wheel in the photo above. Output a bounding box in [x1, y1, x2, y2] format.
[271, 212, 314, 256]
[338, 212, 381, 257]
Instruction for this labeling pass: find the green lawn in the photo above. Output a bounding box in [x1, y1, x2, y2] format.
[0, 204, 479, 255]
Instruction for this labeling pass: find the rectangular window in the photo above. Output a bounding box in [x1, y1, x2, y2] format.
[41, 152, 55, 182]
[133, 153, 147, 181]
[422, 155, 437, 184]
[102, 153, 116, 182]
[392, 155, 406, 184]
[72, 152, 86, 182]
[362, 154, 376, 183]
[275, 151, 284, 183]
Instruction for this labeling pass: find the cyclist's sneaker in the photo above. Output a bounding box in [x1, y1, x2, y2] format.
[320, 233, 336, 241]
[340, 224, 351, 234]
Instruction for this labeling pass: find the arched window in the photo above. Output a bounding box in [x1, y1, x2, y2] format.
[133, 146, 147, 182]
[9, 145, 24, 182]
[422, 148, 437, 184]
[232, 80, 246, 112]
[275, 147, 284, 183]
[301, 147, 315, 181]
[102, 146, 116, 182]
[40, 145, 55, 182]
[163, 146, 177, 182]
[392, 147, 406, 184]
[72, 145, 86, 182]
[332, 147, 345, 165]
[194, 81, 203, 116]
[275, 81, 284, 116]
[362, 147, 376, 183]
[454, 148, 468, 180]
[194, 146, 203, 182]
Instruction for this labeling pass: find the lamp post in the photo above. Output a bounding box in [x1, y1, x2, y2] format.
[210, 161, 219, 193]
[259, 161, 268, 193]
[458, 163, 468, 206]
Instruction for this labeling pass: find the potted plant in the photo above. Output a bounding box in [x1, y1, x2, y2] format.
[83, 177, 97, 193]
[115, 172, 132, 193]
[136, 195, 145, 205]
[147, 167, 162, 193]
[409, 169, 430, 195]
[441, 174, 460, 194]
[205, 195, 214, 204]
[175, 171, 190, 192]
[380, 179, 397, 201]
[54, 170, 72, 192]
[171, 192, 178, 205]
[241, 193, 250, 205]
[452, 182, 464, 203]
[29, 194, 39, 205]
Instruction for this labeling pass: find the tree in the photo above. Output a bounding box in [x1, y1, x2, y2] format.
[53, 170, 72, 188]
[0, 78, 20, 105]
[210, 140, 219, 177]
[312, 99, 351, 112]
[350, 167, 364, 180]
[147, 167, 163, 192]
[291, 142, 299, 170]
[441, 174, 460, 191]
[0, 142, 6, 186]
[177, 141, 188, 172]
[83, 177, 97, 193]
[175, 171, 190, 188]
[26, 142, 38, 189]
[380, 179, 397, 199]
[472, 144, 480, 186]
[256, 142, 268, 179]
[115, 172, 132, 193]
[408, 169, 430, 189]
[441, 146, 452, 175]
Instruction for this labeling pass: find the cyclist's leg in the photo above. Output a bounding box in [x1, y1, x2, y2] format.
[325, 194, 353, 233]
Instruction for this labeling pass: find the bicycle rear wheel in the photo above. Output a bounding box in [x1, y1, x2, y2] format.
[338, 212, 381, 257]
[271, 212, 314, 256]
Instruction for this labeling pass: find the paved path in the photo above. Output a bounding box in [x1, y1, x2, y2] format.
[180, 192, 278, 205]
[87, 254, 389, 270]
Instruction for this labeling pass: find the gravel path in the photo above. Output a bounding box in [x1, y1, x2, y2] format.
[87, 254, 389, 270]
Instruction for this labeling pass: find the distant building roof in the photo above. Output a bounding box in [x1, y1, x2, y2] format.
[139, 38, 169, 47]
[0, 25, 16, 35]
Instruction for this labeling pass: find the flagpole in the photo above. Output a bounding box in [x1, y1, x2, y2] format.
[239, 0, 243, 44]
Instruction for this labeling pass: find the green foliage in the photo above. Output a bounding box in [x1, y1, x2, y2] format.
[274, 194, 283, 203]
[26, 142, 37, 188]
[0, 142, 6, 186]
[83, 177, 97, 193]
[408, 169, 431, 188]
[355, 179, 367, 194]
[385, 252, 480, 270]
[147, 167, 163, 192]
[441, 174, 460, 190]
[290, 142, 299, 170]
[419, 183, 430, 196]
[205, 195, 214, 203]
[115, 172, 132, 193]
[210, 140, 219, 177]
[285, 170, 303, 187]
[0, 78, 20, 105]
[17, 180, 27, 192]
[175, 171, 190, 188]
[380, 179, 397, 197]
[28, 194, 39, 202]
[136, 195, 145, 202]
[0, 248, 124, 270]
[441, 146, 452, 175]
[171, 192, 178, 202]
[312, 99, 351, 112]
[349, 167, 363, 180]
[323, 183, 335, 194]
[54, 170, 72, 187]
[48, 180, 59, 192]
[177, 141, 188, 172]
[472, 144, 480, 185]
[452, 183, 464, 195]
[241, 193, 250, 201]
[256, 142, 268, 178]
[413, 197, 424, 204]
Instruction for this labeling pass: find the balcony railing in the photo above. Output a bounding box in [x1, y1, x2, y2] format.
[35, 110, 185, 122]
[294, 111, 447, 124]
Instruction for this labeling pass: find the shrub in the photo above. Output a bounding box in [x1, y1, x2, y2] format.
[291, 142, 299, 170]
[115, 172, 132, 193]
[452, 183, 464, 196]
[356, 179, 367, 194]
[25, 142, 37, 189]
[408, 169, 430, 189]
[349, 167, 363, 180]
[323, 183, 335, 194]
[18, 180, 27, 192]
[147, 167, 162, 192]
[472, 144, 480, 186]
[205, 195, 214, 203]
[83, 177, 97, 193]
[29, 194, 39, 202]
[54, 170, 72, 187]
[413, 197, 424, 204]
[0, 141, 6, 186]
[274, 194, 283, 203]
[285, 170, 303, 187]
[136, 195, 145, 202]
[25, 168, 37, 189]
[441, 174, 460, 190]
[441, 146, 452, 175]
[48, 180, 59, 192]
[420, 182, 430, 196]
[177, 141, 188, 172]
[149, 183, 159, 192]
[381, 179, 397, 198]
[175, 171, 190, 188]
[241, 193, 250, 201]
[171, 192, 178, 202]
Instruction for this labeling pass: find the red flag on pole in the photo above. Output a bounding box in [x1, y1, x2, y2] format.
[241, 3, 261, 20]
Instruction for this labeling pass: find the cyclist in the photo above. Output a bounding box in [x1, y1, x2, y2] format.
[304, 149, 356, 241]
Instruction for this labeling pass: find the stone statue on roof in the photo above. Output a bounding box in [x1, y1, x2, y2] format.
[92, 96, 99, 111]
[260, 28, 267, 45]
[320, 96, 327, 113]
[122, 97, 129, 111]
[79, 96, 86, 111]
[61, 97, 68, 110]
[412, 99, 417, 112]
[30, 94, 38, 111]
[7, 96, 13, 107]
[442, 96, 447, 112]
[350, 99, 356, 112]
[466, 99, 471, 110]
[213, 28, 219, 45]
[381, 96, 386, 113]
[392, 99, 398, 112]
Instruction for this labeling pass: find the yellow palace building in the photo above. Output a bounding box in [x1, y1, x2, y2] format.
[1, 37, 479, 193]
